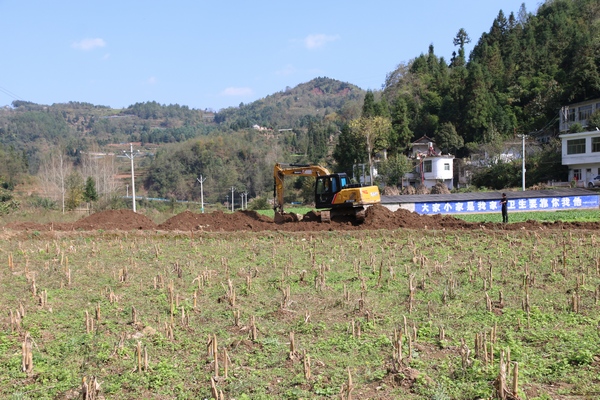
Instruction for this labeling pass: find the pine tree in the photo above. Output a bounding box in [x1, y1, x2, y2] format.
[83, 176, 98, 202]
[362, 91, 377, 118]
[389, 97, 413, 156]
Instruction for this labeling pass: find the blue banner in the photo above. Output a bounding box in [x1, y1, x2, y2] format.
[416, 195, 599, 215]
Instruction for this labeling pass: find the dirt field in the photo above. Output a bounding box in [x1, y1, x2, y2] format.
[4, 205, 599, 232]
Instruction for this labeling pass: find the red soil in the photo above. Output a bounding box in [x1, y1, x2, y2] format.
[4, 205, 599, 232]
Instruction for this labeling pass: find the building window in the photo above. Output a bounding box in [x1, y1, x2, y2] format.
[568, 108, 576, 122]
[444, 163, 450, 171]
[567, 138, 586, 154]
[579, 105, 593, 121]
[592, 137, 600, 152]
[424, 160, 432, 173]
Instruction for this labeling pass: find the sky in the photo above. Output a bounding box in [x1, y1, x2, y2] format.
[1, 0, 543, 112]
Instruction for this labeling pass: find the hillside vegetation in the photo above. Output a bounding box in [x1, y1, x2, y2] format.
[0, 0, 598, 207]
[382, 0, 600, 145]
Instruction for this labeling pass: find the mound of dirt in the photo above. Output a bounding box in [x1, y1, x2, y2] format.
[3, 205, 599, 232]
[430, 182, 451, 194]
[415, 185, 430, 195]
[361, 205, 474, 230]
[382, 186, 401, 196]
[74, 209, 158, 230]
[158, 210, 273, 231]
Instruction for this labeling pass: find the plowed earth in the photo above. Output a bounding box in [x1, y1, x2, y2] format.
[4, 205, 600, 232]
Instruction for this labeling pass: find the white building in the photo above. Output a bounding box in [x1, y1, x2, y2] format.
[559, 98, 600, 185]
[559, 99, 600, 133]
[559, 129, 600, 184]
[405, 136, 454, 189]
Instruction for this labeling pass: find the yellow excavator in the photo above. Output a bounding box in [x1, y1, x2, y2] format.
[273, 162, 381, 223]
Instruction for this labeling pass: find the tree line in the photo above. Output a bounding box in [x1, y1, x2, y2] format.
[381, 0, 599, 145]
[331, 0, 598, 189]
[0, 0, 598, 209]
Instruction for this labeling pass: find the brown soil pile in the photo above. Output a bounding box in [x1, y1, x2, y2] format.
[361, 205, 474, 230]
[73, 209, 158, 230]
[158, 210, 272, 231]
[430, 182, 451, 194]
[3, 205, 599, 232]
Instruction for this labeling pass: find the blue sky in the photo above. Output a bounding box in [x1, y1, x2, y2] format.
[1, 0, 542, 111]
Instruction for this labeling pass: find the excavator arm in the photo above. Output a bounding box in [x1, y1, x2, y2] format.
[273, 163, 331, 215]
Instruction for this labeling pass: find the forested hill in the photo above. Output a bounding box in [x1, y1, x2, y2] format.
[213, 77, 365, 130]
[0, 101, 215, 160]
[0, 77, 362, 167]
[1, 0, 598, 164]
[1, 0, 599, 202]
[0, 78, 362, 147]
[380, 0, 600, 150]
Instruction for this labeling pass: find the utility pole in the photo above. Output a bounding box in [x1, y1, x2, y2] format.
[196, 175, 207, 213]
[240, 192, 248, 210]
[230, 187, 236, 212]
[522, 134, 526, 191]
[518, 134, 528, 191]
[123, 143, 140, 212]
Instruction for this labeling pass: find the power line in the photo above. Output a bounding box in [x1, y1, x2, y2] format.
[528, 115, 559, 138]
[0, 85, 24, 101]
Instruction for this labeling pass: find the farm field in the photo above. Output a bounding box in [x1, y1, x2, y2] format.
[1, 207, 599, 399]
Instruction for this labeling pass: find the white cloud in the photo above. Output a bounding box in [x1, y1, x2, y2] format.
[72, 38, 106, 51]
[221, 87, 253, 96]
[147, 76, 157, 85]
[304, 34, 339, 50]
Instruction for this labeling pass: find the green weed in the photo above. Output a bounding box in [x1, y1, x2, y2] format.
[0, 229, 599, 398]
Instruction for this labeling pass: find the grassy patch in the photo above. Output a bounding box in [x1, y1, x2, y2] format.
[455, 209, 600, 223]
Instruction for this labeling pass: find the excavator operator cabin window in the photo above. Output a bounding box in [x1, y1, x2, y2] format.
[317, 177, 335, 194]
[316, 179, 325, 195]
[330, 177, 338, 193]
[340, 176, 348, 188]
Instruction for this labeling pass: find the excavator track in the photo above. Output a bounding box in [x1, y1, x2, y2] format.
[319, 207, 365, 223]
[354, 208, 366, 222]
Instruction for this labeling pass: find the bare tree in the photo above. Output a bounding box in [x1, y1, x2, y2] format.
[81, 147, 119, 199]
[39, 151, 72, 213]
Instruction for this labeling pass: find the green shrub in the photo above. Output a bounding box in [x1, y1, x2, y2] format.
[248, 196, 270, 210]
[568, 349, 594, 366]
[27, 195, 57, 210]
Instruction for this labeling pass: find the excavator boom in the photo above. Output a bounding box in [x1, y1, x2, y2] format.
[273, 163, 331, 215]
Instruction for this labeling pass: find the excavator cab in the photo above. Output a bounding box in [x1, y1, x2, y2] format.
[315, 173, 350, 208]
